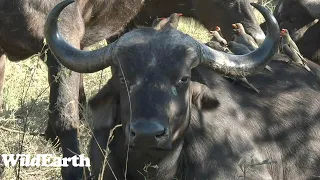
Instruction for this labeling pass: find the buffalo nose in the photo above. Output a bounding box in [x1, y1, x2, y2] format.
[129, 121, 168, 147]
[130, 121, 166, 138]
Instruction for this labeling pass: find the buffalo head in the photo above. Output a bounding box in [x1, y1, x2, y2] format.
[45, 0, 279, 151]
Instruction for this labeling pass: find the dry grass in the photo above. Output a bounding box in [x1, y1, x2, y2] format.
[0, 1, 275, 179]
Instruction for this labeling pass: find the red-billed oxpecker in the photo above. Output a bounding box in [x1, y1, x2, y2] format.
[152, 13, 182, 30]
[280, 29, 311, 72]
[162, 13, 183, 29]
[232, 23, 259, 51]
[215, 26, 224, 38]
[206, 30, 231, 53]
[152, 17, 168, 30]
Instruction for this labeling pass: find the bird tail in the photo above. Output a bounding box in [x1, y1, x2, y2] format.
[240, 78, 260, 93]
[224, 47, 233, 54]
[265, 65, 274, 73]
[303, 64, 311, 72]
[294, 48, 308, 63]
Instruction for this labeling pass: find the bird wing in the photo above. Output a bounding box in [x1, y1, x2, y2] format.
[282, 44, 301, 62]
[234, 34, 257, 51]
[218, 31, 224, 39]
[289, 39, 300, 53]
[152, 18, 161, 27]
[229, 42, 251, 55]
[283, 44, 311, 72]
[280, 38, 284, 53]
[292, 47, 308, 63]
[205, 41, 225, 52]
[244, 34, 259, 49]
[224, 47, 233, 54]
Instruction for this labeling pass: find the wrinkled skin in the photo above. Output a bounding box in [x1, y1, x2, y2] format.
[0, 0, 144, 179]
[109, 0, 266, 44]
[273, 0, 320, 64]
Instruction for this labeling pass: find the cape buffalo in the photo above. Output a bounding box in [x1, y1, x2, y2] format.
[47, 1, 319, 179]
[0, 0, 271, 177]
[0, 0, 296, 179]
[46, 2, 320, 179]
[273, 0, 320, 64]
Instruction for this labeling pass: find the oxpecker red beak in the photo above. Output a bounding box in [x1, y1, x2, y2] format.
[280, 29, 287, 37]
[232, 24, 238, 29]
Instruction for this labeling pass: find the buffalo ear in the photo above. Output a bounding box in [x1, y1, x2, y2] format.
[89, 76, 120, 130]
[190, 82, 220, 110]
[300, 0, 320, 18]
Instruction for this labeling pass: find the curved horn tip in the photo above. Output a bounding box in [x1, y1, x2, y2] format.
[199, 3, 280, 78]
[44, 0, 114, 73]
[250, 3, 273, 17]
[64, 0, 75, 4]
[54, 0, 75, 10]
[45, 0, 75, 31]
[250, 3, 270, 15]
[250, 2, 280, 41]
[250, 3, 277, 23]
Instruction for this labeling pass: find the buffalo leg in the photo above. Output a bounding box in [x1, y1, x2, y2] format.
[44, 51, 87, 179]
[0, 54, 6, 113]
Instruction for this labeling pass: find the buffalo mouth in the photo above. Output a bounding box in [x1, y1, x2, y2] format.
[129, 146, 171, 151]
[128, 141, 172, 151]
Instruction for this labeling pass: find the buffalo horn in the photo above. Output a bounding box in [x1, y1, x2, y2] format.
[44, 0, 115, 73]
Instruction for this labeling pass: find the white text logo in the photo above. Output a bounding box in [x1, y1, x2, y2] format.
[1, 154, 90, 167]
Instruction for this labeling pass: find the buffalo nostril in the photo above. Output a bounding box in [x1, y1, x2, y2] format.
[129, 122, 170, 148]
[130, 121, 167, 140]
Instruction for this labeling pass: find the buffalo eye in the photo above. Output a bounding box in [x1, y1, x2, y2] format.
[179, 76, 190, 84]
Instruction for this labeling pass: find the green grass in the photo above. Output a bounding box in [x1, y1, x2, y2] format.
[0, 2, 275, 179]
